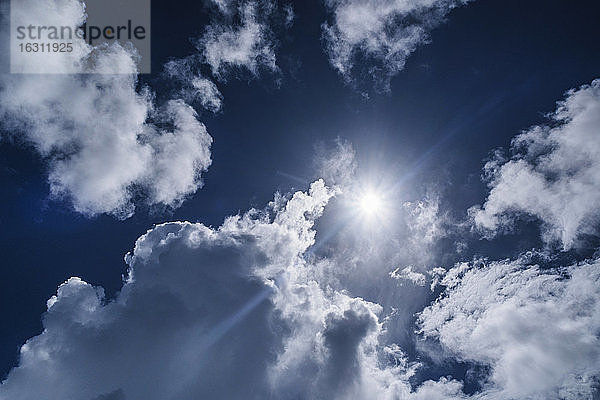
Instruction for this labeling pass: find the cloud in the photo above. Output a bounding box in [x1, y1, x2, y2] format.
[403, 196, 447, 250]
[163, 59, 224, 112]
[0, 0, 295, 219]
[0, 0, 213, 219]
[162, 0, 291, 108]
[0, 180, 329, 400]
[390, 266, 427, 286]
[209, 0, 236, 14]
[314, 138, 358, 187]
[189, 77, 224, 112]
[310, 141, 450, 334]
[418, 254, 600, 399]
[143, 100, 213, 207]
[0, 179, 473, 400]
[322, 0, 471, 92]
[471, 79, 600, 249]
[198, 0, 286, 79]
[5, 176, 598, 398]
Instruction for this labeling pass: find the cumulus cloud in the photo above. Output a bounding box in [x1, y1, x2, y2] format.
[471, 79, 600, 249]
[5, 176, 599, 398]
[322, 0, 471, 92]
[418, 254, 600, 399]
[0, 0, 295, 219]
[0, 0, 213, 218]
[1, 0, 291, 219]
[0, 181, 327, 399]
[0, 180, 471, 400]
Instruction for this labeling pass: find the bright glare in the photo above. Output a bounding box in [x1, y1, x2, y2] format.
[359, 191, 383, 216]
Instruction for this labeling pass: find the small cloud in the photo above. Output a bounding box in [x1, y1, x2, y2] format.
[322, 0, 472, 93]
[390, 266, 427, 286]
[198, 0, 291, 79]
[314, 138, 357, 188]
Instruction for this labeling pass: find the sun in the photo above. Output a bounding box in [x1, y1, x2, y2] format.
[358, 190, 384, 216]
[351, 186, 391, 223]
[337, 173, 397, 229]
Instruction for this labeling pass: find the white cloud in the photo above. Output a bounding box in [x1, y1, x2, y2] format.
[5, 177, 598, 398]
[403, 196, 447, 251]
[310, 142, 450, 346]
[314, 138, 357, 187]
[163, 58, 224, 112]
[198, 1, 282, 79]
[0, 0, 293, 219]
[190, 77, 224, 112]
[322, 0, 471, 92]
[390, 266, 427, 286]
[471, 79, 600, 249]
[428, 266, 446, 291]
[0, 180, 471, 400]
[209, 0, 235, 14]
[162, 0, 290, 110]
[0, 0, 213, 219]
[143, 100, 213, 207]
[0, 181, 329, 400]
[418, 254, 600, 399]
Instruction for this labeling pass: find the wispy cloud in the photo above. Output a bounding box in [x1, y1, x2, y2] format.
[199, 1, 280, 78]
[419, 253, 600, 398]
[322, 0, 471, 93]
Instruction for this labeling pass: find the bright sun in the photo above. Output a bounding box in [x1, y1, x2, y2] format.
[357, 189, 386, 220]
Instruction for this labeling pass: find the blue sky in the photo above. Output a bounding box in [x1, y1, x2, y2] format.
[1, 0, 600, 399]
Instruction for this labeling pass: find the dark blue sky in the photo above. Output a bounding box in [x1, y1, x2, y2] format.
[1, 0, 599, 380]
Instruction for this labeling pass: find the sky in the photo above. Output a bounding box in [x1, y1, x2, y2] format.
[1, 0, 600, 399]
